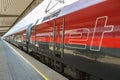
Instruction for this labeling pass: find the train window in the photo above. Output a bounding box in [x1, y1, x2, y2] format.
[15, 34, 22, 42]
[51, 10, 61, 18]
[42, 15, 51, 22]
[42, 10, 61, 22]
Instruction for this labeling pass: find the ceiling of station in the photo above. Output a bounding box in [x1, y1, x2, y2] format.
[0, 0, 43, 36]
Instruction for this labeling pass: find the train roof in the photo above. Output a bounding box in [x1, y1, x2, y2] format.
[39, 0, 105, 23]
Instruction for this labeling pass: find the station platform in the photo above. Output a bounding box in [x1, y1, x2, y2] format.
[0, 39, 68, 80]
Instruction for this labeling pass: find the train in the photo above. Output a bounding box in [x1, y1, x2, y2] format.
[4, 0, 120, 80]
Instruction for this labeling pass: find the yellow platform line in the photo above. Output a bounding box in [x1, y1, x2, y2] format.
[4, 40, 48, 80]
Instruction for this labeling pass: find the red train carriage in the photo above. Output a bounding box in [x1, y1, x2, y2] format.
[30, 0, 120, 80]
[6, 30, 26, 47]
[5, 0, 120, 80]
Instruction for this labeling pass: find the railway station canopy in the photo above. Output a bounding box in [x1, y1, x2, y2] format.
[0, 0, 43, 37]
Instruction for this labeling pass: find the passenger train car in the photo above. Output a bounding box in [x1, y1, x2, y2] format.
[5, 0, 120, 80]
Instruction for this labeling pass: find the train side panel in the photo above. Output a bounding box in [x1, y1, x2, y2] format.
[31, 0, 120, 80]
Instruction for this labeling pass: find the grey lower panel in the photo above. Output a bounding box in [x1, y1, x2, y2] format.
[60, 46, 120, 80]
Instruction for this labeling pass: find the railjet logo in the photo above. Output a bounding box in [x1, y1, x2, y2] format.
[68, 16, 114, 51]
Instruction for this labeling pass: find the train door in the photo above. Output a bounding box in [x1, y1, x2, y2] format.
[26, 24, 33, 53]
[53, 17, 65, 58]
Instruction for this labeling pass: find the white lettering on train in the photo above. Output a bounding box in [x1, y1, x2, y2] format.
[90, 16, 114, 51]
[68, 28, 89, 49]
[67, 16, 114, 51]
[36, 16, 114, 52]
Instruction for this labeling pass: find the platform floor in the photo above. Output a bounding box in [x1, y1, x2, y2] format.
[0, 39, 68, 80]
